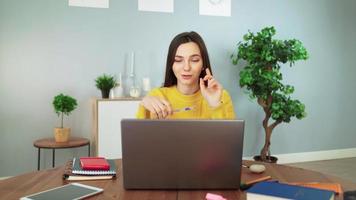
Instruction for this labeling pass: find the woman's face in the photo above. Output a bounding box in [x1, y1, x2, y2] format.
[172, 42, 203, 88]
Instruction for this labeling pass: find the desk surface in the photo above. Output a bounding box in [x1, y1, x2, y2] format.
[1, 160, 355, 200]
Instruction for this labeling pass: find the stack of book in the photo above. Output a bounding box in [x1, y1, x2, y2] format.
[63, 157, 117, 181]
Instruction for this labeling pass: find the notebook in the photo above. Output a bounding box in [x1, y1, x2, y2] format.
[121, 119, 245, 189]
[80, 157, 110, 170]
[247, 181, 335, 200]
[72, 158, 116, 176]
[63, 159, 116, 181]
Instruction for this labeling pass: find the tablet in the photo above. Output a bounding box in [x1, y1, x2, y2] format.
[20, 183, 103, 200]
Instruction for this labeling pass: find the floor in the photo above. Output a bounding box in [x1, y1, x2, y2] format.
[287, 157, 356, 183]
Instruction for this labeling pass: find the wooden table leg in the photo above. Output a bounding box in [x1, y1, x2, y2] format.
[88, 144, 90, 156]
[37, 148, 40, 171]
[52, 149, 55, 168]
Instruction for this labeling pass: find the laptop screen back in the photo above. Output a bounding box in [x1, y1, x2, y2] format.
[121, 119, 244, 189]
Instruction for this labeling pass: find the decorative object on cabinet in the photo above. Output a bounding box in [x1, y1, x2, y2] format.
[142, 77, 151, 95]
[128, 52, 141, 98]
[95, 74, 116, 98]
[112, 73, 124, 98]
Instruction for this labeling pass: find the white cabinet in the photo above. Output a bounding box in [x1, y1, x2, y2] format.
[93, 98, 141, 159]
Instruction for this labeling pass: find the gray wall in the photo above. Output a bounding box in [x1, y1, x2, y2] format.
[1, 0, 356, 176]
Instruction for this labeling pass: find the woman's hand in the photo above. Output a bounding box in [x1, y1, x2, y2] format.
[200, 68, 223, 108]
[140, 96, 173, 119]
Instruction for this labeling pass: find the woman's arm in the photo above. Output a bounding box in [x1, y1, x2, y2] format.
[209, 90, 236, 119]
[136, 88, 173, 119]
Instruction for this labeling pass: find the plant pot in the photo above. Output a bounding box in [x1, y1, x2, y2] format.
[54, 127, 70, 142]
[101, 89, 110, 99]
[253, 155, 278, 163]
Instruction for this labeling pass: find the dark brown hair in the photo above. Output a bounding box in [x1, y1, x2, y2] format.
[163, 31, 212, 87]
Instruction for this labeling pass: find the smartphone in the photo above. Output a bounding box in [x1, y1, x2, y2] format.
[20, 183, 103, 200]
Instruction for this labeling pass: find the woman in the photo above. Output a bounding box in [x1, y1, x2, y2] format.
[136, 31, 236, 119]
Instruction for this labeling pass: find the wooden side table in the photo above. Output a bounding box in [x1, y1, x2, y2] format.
[33, 137, 90, 170]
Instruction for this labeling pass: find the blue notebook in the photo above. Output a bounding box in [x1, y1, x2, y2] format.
[247, 181, 334, 200]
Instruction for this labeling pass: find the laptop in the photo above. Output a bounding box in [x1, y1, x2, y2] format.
[121, 119, 244, 189]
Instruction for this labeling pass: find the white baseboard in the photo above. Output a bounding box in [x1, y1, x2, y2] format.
[243, 147, 356, 164]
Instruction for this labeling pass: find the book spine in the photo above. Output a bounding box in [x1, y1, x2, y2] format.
[72, 170, 116, 175]
[81, 165, 110, 170]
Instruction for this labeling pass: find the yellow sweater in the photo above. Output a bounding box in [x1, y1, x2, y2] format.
[136, 86, 236, 119]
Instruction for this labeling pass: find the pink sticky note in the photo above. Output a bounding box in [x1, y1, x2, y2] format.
[206, 193, 227, 200]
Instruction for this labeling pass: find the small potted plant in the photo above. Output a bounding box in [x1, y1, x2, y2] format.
[231, 26, 308, 162]
[95, 74, 116, 98]
[53, 93, 78, 142]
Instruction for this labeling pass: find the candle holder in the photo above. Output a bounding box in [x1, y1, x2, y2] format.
[129, 86, 141, 98]
[142, 77, 151, 95]
[128, 52, 141, 98]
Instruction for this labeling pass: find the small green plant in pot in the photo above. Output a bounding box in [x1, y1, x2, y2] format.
[53, 93, 78, 142]
[95, 74, 116, 98]
[231, 26, 309, 162]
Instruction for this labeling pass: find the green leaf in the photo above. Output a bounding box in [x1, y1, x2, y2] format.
[53, 94, 77, 116]
[231, 26, 308, 127]
[95, 74, 117, 90]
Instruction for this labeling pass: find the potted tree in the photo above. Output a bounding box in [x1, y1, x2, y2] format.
[95, 74, 116, 98]
[53, 93, 78, 142]
[231, 27, 309, 162]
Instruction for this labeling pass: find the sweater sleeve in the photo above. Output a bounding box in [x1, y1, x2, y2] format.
[136, 104, 150, 119]
[209, 90, 236, 119]
[135, 88, 164, 119]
